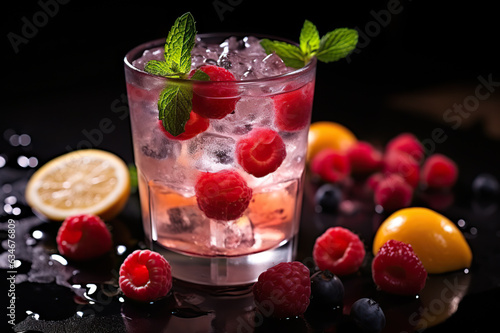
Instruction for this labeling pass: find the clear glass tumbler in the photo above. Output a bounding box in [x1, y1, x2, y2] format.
[124, 34, 317, 285]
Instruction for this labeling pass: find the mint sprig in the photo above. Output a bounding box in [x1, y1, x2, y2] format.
[144, 12, 209, 137]
[260, 20, 358, 68]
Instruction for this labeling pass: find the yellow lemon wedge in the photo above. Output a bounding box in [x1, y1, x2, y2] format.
[307, 121, 357, 162]
[26, 149, 130, 221]
[373, 207, 472, 274]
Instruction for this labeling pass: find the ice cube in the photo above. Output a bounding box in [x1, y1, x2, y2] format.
[141, 128, 181, 160]
[188, 133, 236, 172]
[259, 53, 288, 77]
[214, 217, 255, 249]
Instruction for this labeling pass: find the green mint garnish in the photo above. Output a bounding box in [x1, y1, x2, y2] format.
[144, 12, 209, 137]
[260, 20, 358, 68]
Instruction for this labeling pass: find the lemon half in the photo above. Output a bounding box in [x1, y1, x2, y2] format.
[26, 149, 130, 221]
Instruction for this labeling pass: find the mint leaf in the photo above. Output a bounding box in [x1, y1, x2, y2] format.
[190, 69, 210, 81]
[158, 83, 193, 137]
[144, 60, 176, 77]
[316, 28, 358, 63]
[300, 20, 320, 56]
[164, 12, 196, 74]
[260, 39, 305, 68]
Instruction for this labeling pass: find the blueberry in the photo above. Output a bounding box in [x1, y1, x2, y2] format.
[310, 270, 344, 308]
[315, 183, 342, 213]
[350, 298, 385, 333]
[472, 173, 499, 198]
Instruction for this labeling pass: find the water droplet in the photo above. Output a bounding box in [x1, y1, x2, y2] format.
[32, 230, 43, 240]
[50, 254, 68, 266]
[17, 155, 29, 167]
[116, 245, 127, 255]
[458, 219, 466, 228]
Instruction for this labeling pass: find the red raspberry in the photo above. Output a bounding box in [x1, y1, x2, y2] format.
[253, 261, 311, 318]
[56, 214, 112, 261]
[346, 141, 382, 175]
[195, 170, 253, 221]
[119, 249, 173, 302]
[383, 150, 420, 188]
[386, 133, 425, 163]
[236, 128, 286, 178]
[191, 65, 239, 119]
[313, 227, 366, 276]
[158, 110, 209, 141]
[421, 154, 458, 189]
[372, 239, 427, 295]
[366, 172, 384, 192]
[273, 81, 315, 132]
[310, 149, 351, 183]
[374, 174, 413, 212]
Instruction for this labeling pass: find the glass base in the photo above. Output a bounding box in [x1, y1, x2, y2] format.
[152, 235, 298, 286]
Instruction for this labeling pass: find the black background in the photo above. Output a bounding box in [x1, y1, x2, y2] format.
[4, 0, 500, 177]
[2, 1, 500, 332]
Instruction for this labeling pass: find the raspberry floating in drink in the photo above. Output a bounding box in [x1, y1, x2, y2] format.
[235, 127, 286, 178]
[195, 170, 253, 221]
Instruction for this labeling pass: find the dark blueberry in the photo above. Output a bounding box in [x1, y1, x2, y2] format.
[314, 183, 342, 213]
[310, 270, 344, 309]
[350, 298, 386, 333]
[472, 173, 499, 198]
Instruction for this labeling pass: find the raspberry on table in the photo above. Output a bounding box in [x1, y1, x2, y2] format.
[310, 148, 351, 183]
[383, 150, 420, 188]
[253, 261, 311, 318]
[158, 110, 209, 141]
[374, 173, 413, 212]
[273, 81, 315, 132]
[56, 214, 112, 261]
[421, 154, 458, 189]
[313, 227, 366, 276]
[191, 65, 240, 119]
[346, 141, 382, 175]
[372, 239, 427, 296]
[386, 132, 425, 163]
[235, 128, 286, 178]
[119, 249, 173, 302]
[195, 170, 253, 221]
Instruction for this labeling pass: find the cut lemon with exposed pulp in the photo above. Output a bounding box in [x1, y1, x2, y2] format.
[307, 121, 357, 162]
[373, 207, 472, 274]
[26, 149, 130, 221]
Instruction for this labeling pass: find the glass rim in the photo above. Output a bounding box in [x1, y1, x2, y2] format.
[124, 32, 317, 85]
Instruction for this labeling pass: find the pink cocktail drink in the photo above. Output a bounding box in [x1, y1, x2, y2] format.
[125, 34, 316, 285]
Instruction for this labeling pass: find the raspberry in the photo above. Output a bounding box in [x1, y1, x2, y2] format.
[56, 214, 112, 261]
[374, 174, 413, 212]
[310, 149, 351, 183]
[158, 111, 209, 141]
[273, 81, 315, 131]
[195, 170, 253, 221]
[119, 249, 173, 302]
[252, 261, 311, 318]
[372, 239, 427, 295]
[383, 150, 420, 188]
[386, 133, 425, 163]
[191, 65, 239, 119]
[421, 154, 458, 189]
[313, 227, 366, 276]
[235, 128, 286, 177]
[346, 141, 382, 175]
[366, 172, 384, 192]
